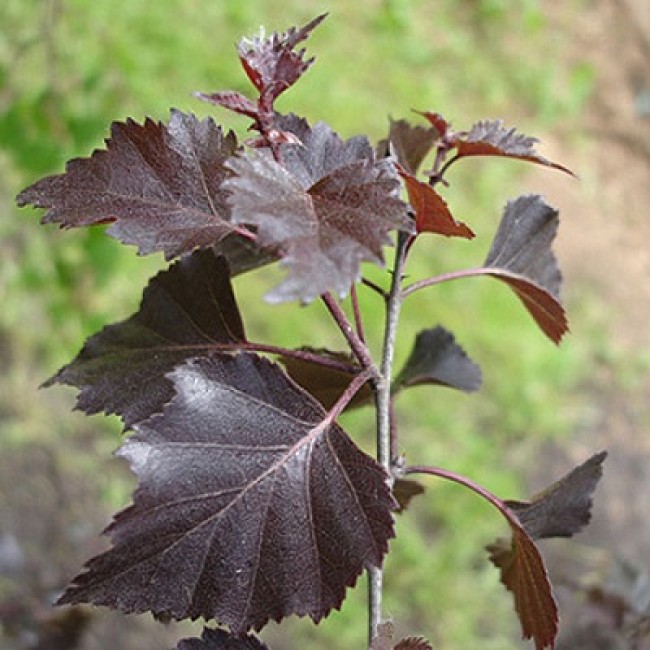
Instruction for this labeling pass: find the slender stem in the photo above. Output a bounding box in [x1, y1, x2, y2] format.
[368, 232, 409, 645]
[321, 291, 376, 371]
[350, 284, 366, 343]
[232, 225, 259, 242]
[361, 277, 388, 299]
[377, 233, 409, 468]
[402, 464, 519, 529]
[242, 342, 359, 374]
[433, 152, 461, 184]
[389, 396, 399, 464]
[402, 267, 488, 298]
[305, 369, 375, 446]
[324, 367, 375, 424]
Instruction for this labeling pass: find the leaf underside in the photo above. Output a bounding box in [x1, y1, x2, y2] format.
[454, 120, 574, 176]
[488, 452, 608, 649]
[57, 354, 395, 633]
[398, 168, 474, 238]
[487, 530, 558, 650]
[17, 110, 238, 259]
[45, 250, 246, 428]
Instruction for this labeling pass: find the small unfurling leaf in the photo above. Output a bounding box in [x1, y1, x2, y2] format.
[237, 14, 327, 102]
[414, 110, 451, 139]
[17, 111, 238, 259]
[195, 90, 260, 120]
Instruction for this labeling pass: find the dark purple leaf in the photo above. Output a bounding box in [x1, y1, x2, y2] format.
[44, 250, 245, 428]
[277, 119, 378, 186]
[483, 194, 567, 343]
[280, 347, 370, 410]
[176, 627, 269, 650]
[487, 529, 558, 650]
[377, 118, 440, 174]
[17, 111, 239, 259]
[224, 122, 412, 302]
[57, 354, 395, 633]
[392, 478, 426, 514]
[211, 233, 279, 276]
[238, 14, 327, 102]
[487, 452, 607, 649]
[393, 326, 482, 393]
[505, 451, 607, 540]
[453, 120, 574, 175]
[398, 168, 474, 238]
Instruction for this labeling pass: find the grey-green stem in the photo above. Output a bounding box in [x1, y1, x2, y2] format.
[368, 231, 410, 645]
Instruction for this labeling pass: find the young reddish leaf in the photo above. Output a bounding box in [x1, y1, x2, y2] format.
[176, 627, 269, 650]
[393, 326, 482, 393]
[44, 250, 245, 428]
[237, 14, 327, 102]
[483, 194, 568, 343]
[453, 120, 574, 175]
[17, 110, 238, 259]
[57, 354, 395, 633]
[505, 451, 608, 540]
[195, 90, 260, 120]
[414, 110, 451, 139]
[486, 529, 558, 650]
[377, 118, 440, 174]
[398, 168, 474, 238]
[392, 478, 426, 514]
[487, 452, 607, 649]
[394, 637, 433, 650]
[280, 348, 372, 410]
[224, 122, 412, 302]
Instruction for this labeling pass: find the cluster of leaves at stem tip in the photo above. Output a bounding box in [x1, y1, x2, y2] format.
[17, 14, 606, 650]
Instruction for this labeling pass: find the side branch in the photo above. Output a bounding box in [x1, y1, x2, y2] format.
[321, 291, 377, 371]
[402, 464, 519, 529]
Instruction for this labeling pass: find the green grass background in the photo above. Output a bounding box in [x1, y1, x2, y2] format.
[1, 0, 600, 648]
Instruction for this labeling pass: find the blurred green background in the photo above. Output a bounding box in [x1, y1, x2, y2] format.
[3, 0, 647, 648]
